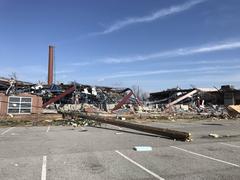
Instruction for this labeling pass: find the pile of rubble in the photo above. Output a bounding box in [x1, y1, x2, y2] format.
[1, 75, 240, 121]
[147, 85, 240, 119]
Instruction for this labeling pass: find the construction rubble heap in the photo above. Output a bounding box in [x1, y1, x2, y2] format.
[149, 85, 240, 119]
[1, 75, 240, 141]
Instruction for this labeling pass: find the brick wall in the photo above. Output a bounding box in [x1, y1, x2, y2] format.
[0, 93, 42, 115]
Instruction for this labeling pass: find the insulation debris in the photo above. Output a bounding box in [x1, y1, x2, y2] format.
[133, 146, 153, 151]
[209, 133, 220, 138]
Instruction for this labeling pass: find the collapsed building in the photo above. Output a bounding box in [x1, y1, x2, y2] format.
[0, 46, 141, 116]
[148, 85, 240, 117]
[149, 85, 239, 106]
[0, 77, 141, 115]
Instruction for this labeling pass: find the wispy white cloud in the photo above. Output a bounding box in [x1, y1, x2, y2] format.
[56, 70, 74, 75]
[70, 62, 93, 66]
[99, 65, 240, 81]
[67, 40, 240, 66]
[187, 59, 240, 65]
[102, 41, 240, 64]
[93, 0, 206, 35]
[0, 65, 47, 82]
[0, 66, 74, 83]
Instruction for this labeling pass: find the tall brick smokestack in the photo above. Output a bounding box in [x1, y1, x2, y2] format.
[48, 45, 54, 85]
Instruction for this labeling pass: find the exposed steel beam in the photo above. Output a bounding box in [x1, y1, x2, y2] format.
[112, 91, 133, 111]
[43, 86, 75, 108]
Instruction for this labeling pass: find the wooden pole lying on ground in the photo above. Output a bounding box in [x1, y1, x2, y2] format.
[62, 112, 192, 141]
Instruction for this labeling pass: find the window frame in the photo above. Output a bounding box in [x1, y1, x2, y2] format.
[7, 96, 32, 114]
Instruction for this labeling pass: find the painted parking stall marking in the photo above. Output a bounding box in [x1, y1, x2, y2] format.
[41, 156, 47, 180]
[115, 150, 165, 180]
[220, 142, 240, 148]
[171, 146, 240, 168]
[1, 127, 15, 135]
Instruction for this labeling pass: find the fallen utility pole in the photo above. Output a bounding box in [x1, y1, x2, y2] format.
[62, 112, 191, 141]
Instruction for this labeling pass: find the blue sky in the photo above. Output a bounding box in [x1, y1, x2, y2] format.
[1, 0, 240, 92]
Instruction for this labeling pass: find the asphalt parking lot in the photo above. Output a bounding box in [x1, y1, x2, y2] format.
[0, 119, 239, 180]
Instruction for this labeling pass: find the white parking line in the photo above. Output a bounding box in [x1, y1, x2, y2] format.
[1, 127, 15, 135]
[171, 146, 240, 168]
[115, 150, 165, 180]
[46, 126, 50, 133]
[220, 142, 240, 148]
[41, 156, 47, 180]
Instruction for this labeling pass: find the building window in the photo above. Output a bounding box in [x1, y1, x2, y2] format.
[8, 96, 32, 114]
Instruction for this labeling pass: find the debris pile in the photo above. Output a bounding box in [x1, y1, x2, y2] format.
[1, 75, 240, 121]
[2, 77, 240, 141]
[148, 85, 240, 119]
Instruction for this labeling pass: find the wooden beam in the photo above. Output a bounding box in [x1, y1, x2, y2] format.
[63, 112, 191, 141]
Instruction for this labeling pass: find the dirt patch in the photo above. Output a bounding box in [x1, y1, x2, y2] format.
[0, 113, 63, 127]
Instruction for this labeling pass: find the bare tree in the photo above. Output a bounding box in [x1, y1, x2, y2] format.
[131, 85, 140, 97]
[9, 72, 17, 80]
[141, 92, 150, 101]
[131, 85, 149, 101]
